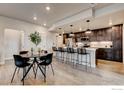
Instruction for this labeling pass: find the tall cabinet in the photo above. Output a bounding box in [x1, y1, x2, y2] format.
[112, 25, 122, 62]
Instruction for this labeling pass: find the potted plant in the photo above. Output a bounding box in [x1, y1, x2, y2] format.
[29, 31, 41, 54]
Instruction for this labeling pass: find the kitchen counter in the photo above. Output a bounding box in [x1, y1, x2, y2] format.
[58, 47, 98, 68]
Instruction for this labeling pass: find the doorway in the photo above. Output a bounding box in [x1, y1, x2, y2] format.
[4, 29, 24, 60]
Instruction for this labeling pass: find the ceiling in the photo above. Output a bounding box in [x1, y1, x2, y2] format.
[55, 9, 124, 33]
[0, 3, 111, 27]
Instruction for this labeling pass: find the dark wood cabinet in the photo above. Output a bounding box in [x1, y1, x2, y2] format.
[91, 28, 112, 41]
[90, 31, 97, 41]
[111, 25, 122, 62]
[113, 49, 122, 62]
[96, 48, 106, 59]
[105, 28, 112, 41]
[105, 49, 113, 60]
[96, 48, 113, 61]
[63, 24, 122, 62]
[63, 34, 67, 44]
[75, 32, 82, 42]
[96, 25, 122, 62]
[96, 30, 104, 41]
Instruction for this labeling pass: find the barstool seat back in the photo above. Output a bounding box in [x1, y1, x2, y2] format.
[77, 48, 87, 54]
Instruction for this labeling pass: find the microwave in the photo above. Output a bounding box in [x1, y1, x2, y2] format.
[81, 37, 89, 41]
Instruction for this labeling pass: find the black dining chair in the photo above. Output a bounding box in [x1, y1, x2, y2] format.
[19, 50, 35, 72]
[35, 53, 54, 81]
[19, 51, 29, 55]
[11, 55, 30, 85]
[17, 51, 29, 73]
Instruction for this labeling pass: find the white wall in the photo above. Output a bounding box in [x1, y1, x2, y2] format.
[56, 36, 63, 47]
[122, 23, 124, 64]
[4, 29, 21, 60]
[0, 16, 56, 64]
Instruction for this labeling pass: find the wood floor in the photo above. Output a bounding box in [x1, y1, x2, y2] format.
[0, 58, 124, 85]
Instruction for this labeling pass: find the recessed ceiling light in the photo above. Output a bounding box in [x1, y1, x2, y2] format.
[79, 28, 82, 31]
[109, 20, 112, 26]
[46, 6, 50, 11]
[70, 25, 73, 27]
[43, 23, 46, 26]
[85, 31, 91, 34]
[33, 16, 37, 20]
[90, 3, 97, 7]
[109, 17, 112, 26]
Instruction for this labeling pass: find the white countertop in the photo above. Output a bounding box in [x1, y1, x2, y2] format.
[85, 47, 98, 51]
[63, 47, 98, 51]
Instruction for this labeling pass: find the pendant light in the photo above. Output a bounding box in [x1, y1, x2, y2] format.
[69, 25, 74, 37]
[85, 20, 91, 34]
[58, 28, 62, 37]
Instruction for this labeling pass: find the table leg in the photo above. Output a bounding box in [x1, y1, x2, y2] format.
[32, 63, 36, 75]
[21, 57, 46, 82]
[21, 63, 34, 81]
[35, 61, 46, 82]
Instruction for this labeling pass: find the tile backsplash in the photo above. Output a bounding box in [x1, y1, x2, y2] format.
[90, 41, 113, 48]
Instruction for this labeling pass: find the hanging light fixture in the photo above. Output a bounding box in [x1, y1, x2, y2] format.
[56, 33, 62, 37]
[109, 17, 112, 26]
[59, 34, 62, 37]
[69, 25, 74, 37]
[70, 32, 74, 37]
[85, 20, 91, 34]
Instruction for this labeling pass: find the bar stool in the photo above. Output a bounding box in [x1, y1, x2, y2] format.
[52, 47, 58, 58]
[66, 47, 77, 67]
[70, 48, 77, 67]
[58, 47, 64, 61]
[66, 47, 71, 63]
[77, 48, 91, 71]
[62, 47, 67, 62]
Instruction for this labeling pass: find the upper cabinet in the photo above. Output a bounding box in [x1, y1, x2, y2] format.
[90, 28, 112, 41]
[63, 34, 67, 44]
[105, 28, 112, 41]
[96, 29, 105, 41]
[89, 31, 97, 41]
[63, 25, 121, 43]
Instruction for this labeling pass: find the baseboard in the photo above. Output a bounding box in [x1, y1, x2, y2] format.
[0, 57, 13, 65]
[5, 57, 13, 60]
[0, 61, 5, 65]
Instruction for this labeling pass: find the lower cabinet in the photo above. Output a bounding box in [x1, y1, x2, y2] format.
[112, 49, 122, 62]
[104, 49, 113, 60]
[96, 48, 122, 62]
[96, 48, 106, 59]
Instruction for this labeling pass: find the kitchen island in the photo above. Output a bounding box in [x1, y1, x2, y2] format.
[57, 47, 98, 68]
